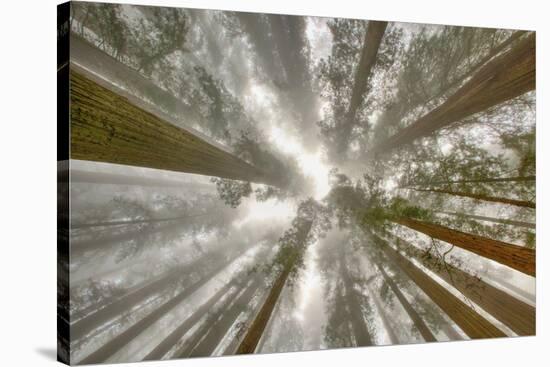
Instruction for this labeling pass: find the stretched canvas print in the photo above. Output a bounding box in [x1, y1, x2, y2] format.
[57, 1, 536, 365]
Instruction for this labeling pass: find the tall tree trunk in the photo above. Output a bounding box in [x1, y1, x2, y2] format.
[171, 282, 244, 358]
[437, 211, 535, 229]
[70, 33, 202, 126]
[70, 68, 277, 186]
[235, 220, 313, 354]
[377, 265, 436, 342]
[68, 169, 213, 190]
[338, 21, 388, 154]
[143, 277, 240, 360]
[386, 233, 535, 335]
[483, 274, 536, 304]
[371, 33, 535, 154]
[72, 213, 209, 230]
[71, 253, 213, 341]
[374, 237, 507, 339]
[234, 266, 289, 354]
[409, 188, 535, 209]
[187, 277, 263, 357]
[423, 31, 528, 108]
[367, 283, 399, 344]
[395, 217, 536, 276]
[403, 175, 536, 187]
[339, 252, 373, 346]
[77, 249, 249, 364]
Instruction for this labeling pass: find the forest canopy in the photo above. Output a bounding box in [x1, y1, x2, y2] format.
[58, 2, 536, 364]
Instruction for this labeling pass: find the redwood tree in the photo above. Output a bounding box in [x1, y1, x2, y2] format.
[372, 33, 535, 154]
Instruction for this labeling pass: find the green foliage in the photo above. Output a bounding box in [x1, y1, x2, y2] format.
[211, 177, 252, 208]
[233, 132, 306, 194]
[72, 3, 189, 76]
[129, 7, 189, 75]
[266, 199, 329, 285]
[388, 197, 432, 220]
[501, 127, 536, 177]
[317, 20, 405, 161]
[191, 67, 255, 144]
[72, 3, 127, 58]
[524, 231, 536, 249]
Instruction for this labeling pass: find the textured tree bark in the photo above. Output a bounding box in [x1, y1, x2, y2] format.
[77, 248, 248, 364]
[70, 69, 276, 185]
[339, 252, 373, 346]
[422, 31, 528, 108]
[235, 220, 313, 354]
[395, 217, 536, 276]
[378, 241, 507, 339]
[403, 175, 536, 187]
[437, 211, 535, 229]
[410, 188, 535, 209]
[372, 33, 535, 154]
[387, 233, 535, 335]
[377, 265, 436, 342]
[235, 268, 290, 354]
[338, 21, 388, 154]
[70, 33, 202, 125]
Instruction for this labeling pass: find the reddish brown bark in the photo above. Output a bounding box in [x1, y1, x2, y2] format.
[379, 241, 507, 339]
[387, 233, 535, 335]
[235, 266, 289, 354]
[411, 188, 535, 209]
[235, 220, 313, 354]
[422, 31, 528, 108]
[70, 33, 203, 125]
[372, 33, 535, 154]
[403, 175, 536, 187]
[395, 217, 536, 276]
[70, 69, 276, 185]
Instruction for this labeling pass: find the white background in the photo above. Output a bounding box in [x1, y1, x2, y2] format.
[0, 0, 547, 366]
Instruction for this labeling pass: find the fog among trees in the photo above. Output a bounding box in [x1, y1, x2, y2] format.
[59, 2, 535, 364]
